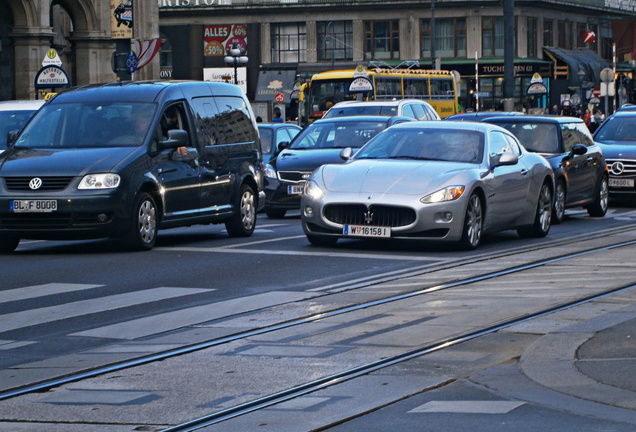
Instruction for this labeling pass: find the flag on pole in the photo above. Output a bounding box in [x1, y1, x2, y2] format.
[133, 38, 162, 70]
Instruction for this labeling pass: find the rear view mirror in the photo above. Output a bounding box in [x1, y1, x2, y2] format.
[160, 129, 188, 150]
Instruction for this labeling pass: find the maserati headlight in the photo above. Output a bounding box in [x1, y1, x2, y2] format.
[420, 185, 465, 204]
[264, 164, 277, 179]
[304, 180, 324, 200]
[78, 174, 121, 190]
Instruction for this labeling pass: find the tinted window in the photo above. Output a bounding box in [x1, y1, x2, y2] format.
[259, 127, 273, 154]
[290, 120, 389, 149]
[191, 95, 257, 145]
[0, 110, 38, 148]
[595, 116, 636, 143]
[16, 102, 156, 148]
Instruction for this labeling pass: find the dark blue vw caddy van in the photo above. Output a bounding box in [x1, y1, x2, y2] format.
[0, 81, 264, 252]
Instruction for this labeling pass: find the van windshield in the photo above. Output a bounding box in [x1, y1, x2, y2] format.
[15, 102, 157, 149]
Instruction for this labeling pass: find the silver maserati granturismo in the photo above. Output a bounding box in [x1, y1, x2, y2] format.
[301, 121, 555, 250]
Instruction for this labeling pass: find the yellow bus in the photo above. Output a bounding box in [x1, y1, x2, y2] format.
[299, 67, 459, 125]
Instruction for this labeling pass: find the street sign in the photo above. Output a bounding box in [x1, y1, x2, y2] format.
[600, 68, 614, 83]
[126, 51, 138, 74]
[42, 49, 62, 67]
[274, 92, 285, 103]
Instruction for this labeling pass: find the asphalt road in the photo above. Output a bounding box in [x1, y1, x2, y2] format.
[1, 205, 636, 373]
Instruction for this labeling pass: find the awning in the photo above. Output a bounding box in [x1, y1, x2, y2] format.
[543, 47, 610, 86]
[254, 70, 297, 103]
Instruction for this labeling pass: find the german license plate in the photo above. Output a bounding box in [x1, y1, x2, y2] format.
[287, 184, 305, 195]
[609, 178, 634, 188]
[10, 199, 57, 213]
[343, 225, 391, 238]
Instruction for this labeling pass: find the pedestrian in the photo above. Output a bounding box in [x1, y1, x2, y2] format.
[550, 104, 559, 115]
[583, 109, 592, 127]
[272, 107, 283, 123]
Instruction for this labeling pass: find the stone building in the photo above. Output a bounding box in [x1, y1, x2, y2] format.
[2, 1, 636, 117]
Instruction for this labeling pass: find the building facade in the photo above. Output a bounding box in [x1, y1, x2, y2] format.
[2, 1, 636, 118]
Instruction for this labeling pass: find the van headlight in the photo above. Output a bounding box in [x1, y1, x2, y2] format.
[78, 174, 121, 189]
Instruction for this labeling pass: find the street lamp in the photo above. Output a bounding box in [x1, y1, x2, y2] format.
[224, 46, 248, 85]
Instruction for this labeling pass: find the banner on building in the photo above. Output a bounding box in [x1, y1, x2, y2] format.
[111, 0, 133, 39]
[133, 38, 162, 70]
[204, 24, 247, 56]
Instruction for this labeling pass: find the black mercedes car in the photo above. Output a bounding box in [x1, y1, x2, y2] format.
[593, 110, 636, 200]
[263, 115, 414, 218]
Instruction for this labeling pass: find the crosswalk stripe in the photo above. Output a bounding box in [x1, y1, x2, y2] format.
[0, 287, 211, 333]
[0, 283, 103, 304]
[69, 290, 318, 340]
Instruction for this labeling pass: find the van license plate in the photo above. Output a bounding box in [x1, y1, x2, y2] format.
[343, 225, 391, 238]
[10, 199, 57, 213]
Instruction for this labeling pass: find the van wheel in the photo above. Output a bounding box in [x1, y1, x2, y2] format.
[226, 184, 256, 237]
[0, 235, 20, 253]
[122, 192, 157, 251]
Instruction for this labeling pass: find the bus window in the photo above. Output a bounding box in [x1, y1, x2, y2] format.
[374, 77, 401, 99]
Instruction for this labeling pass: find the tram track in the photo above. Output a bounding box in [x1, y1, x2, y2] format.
[2, 225, 636, 412]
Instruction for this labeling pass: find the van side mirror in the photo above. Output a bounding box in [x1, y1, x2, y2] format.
[6, 130, 19, 148]
[159, 129, 189, 150]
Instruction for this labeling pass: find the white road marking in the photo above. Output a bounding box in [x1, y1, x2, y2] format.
[0, 287, 211, 333]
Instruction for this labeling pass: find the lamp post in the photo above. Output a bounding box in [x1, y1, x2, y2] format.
[224, 46, 248, 85]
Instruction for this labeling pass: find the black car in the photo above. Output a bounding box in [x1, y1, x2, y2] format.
[257, 122, 302, 164]
[0, 81, 264, 252]
[485, 115, 608, 223]
[264, 115, 414, 218]
[593, 110, 636, 199]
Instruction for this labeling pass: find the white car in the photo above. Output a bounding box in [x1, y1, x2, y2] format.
[0, 100, 45, 151]
[323, 99, 441, 122]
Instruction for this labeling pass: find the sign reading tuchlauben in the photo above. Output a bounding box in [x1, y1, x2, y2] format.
[158, 0, 636, 11]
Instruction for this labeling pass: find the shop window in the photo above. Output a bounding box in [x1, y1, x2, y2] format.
[317, 21, 353, 62]
[421, 18, 466, 58]
[271, 22, 307, 63]
[364, 20, 399, 60]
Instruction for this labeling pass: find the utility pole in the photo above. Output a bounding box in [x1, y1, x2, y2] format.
[503, 0, 515, 110]
[431, 0, 437, 70]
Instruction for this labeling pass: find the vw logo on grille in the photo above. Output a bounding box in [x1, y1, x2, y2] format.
[29, 177, 43, 190]
[611, 162, 625, 175]
[302, 173, 311, 180]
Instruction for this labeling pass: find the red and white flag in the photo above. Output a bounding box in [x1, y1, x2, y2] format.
[133, 38, 162, 70]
